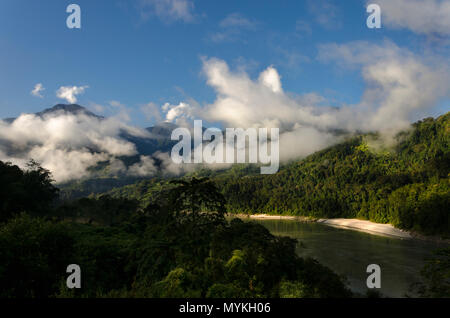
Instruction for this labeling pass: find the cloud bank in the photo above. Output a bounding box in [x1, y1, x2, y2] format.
[180, 42, 448, 161]
[0, 111, 152, 183]
[375, 0, 450, 36]
[3, 41, 449, 182]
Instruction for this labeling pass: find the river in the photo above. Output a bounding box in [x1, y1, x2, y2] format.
[239, 218, 448, 297]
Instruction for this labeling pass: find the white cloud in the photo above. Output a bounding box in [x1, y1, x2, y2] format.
[128, 155, 158, 176]
[87, 101, 132, 121]
[152, 151, 223, 176]
[0, 111, 153, 182]
[374, 0, 450, 36]
[56, 85, 88, 104]
[88, 102, 105, 114]
[138, 0, 195, 23]
[109, 100, 126, 108]
[219, 13, 256, 29]
[318, 41, 450, 130]
[192, 47, 449, 162]
[162, 101, 193, 123]
[258, 66, 283, 93]
[31, 83, 44, 98]
[210, 13, 258, 43]
[141, 102, 163, 122]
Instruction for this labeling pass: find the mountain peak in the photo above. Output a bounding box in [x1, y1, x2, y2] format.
[2, 104, 103, 124]
[48, 104, 85, 112]
[36, 104, 102, 119]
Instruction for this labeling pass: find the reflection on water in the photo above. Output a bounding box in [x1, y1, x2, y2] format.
[239, 218, 447, 297]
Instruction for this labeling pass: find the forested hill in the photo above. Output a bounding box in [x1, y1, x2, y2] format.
[104, 112, 449, 236]
[216, 112, 449, 235]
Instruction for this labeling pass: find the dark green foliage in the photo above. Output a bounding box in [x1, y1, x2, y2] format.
[0, 214, 75, 297]
[65, 225, 137, 297]
[129, 213, 351, 298]
[388, 182, 449, 234]
[0, 169, 351, 298]
[0, 160, 59, 222]
[410, 248, 450, 298]
[56, 195, 139, 226]
[167, 177, 226, 224]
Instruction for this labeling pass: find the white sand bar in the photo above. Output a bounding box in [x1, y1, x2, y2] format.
[236, 214, 412, 238]
[316, 218, 412, 239]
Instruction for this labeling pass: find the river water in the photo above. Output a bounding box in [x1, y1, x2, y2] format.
[241, 218, 447, 297]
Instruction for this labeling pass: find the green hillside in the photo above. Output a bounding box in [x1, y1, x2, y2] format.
[216, 112, 449, 235]
[104, 112, 450, 236]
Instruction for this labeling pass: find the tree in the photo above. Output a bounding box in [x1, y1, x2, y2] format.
[0, 160, 59, 222]
[167, 177, 226, 226]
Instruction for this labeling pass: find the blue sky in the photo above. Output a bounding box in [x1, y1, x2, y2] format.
[0, 0, 448, 127]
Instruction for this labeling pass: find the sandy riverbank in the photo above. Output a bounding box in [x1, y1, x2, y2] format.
[234, 214, 412, 239]
[315, 218, 412, 239]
